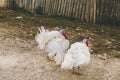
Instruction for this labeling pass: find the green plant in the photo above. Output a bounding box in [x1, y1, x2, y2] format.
[34, 6, 43, 15]
[10, 0, 16, 10]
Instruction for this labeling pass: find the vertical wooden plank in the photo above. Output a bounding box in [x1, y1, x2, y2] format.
[41, 0, 43, 8]
[67, 0, 71, 17]
[71, 0, 74, 17]
[47, 0, 50, 15]
[64, 0, 68, 16]
[117, 0, 120, 25]
[50, 0, 53, 15]
[47, 0, 50, 14]
[44, 0, 47, 13]
[105, 0, 108, 24]
[62, 0, 67, 16]
[109, 0, 113, 24]
[74, 0, 80, 19]
[30, 0, 32, 10]
[34, 0, 38, 8]
[42, 0, 45, 8]
[96, 0, 100, 23]
[65, 0, 70, 17]
[6, 0, 9, 8]
[55, 0, 60, 14]
[48, 0, 52, 15]
[87, 0, 90, 22]
[42, 0, 46, 13]
[54, 0, 58, 14]
[60, 0, 65, 15]
[59, 0, 62, 15]
[57, 0, 62, 15]
[115, 0, 117, 24]
[67, 0, 72, 17]
[74, 0, 78, 19]
[28, 0, 30, 10]
[43, 0, 46, 13]
[80, 0, 84, 20]
[38, 0, 41, 6]
[52, 0, 56, 15]
[91, 0, 94, 23]
[93, 0, 96, 23]
[26, 0, 30, 9]
[99, 0, 102, 24]
[52, 0, 56, 14]
[19, 0, 22, 9]
[89, 0, 93, 23]
[47, 0, 51, 15]
[100, 0, 105, 24]
[111, 0, 114, 24]
[41, 0, 44, 11]
[84, 0, 89, 22]
[25, 0, 27, 9]
[45, 0, 49, 14]
[78, 0, 83, 19]
[29, 0, 32, 11]
[19, 0, 22, 7]
[32, 0, 35, 11]
[51, 0, 54, 15]
[70, 0, 74, 17]
[64, 0, 67, 16]
[22, 0, 24, 8]
[103, 0, 107, 24]
[115, 0, 119, 25]
[73, 0, 77, 18]
[67, 0, 70, 17]
[39, 0, 42, 8]
[76, 0, 80, 19]
[81, 0, 87, 21]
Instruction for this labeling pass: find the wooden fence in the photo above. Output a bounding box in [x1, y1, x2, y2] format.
[0, 0, 7, 7]
[2, 0, 120, 25]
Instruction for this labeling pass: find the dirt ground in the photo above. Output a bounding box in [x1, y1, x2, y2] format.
[0, 9, 120, 80]
[0, 26, 120, 80]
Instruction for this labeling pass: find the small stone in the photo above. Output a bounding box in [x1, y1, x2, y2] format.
[44, 65, 53, 71]
[16, 16, 23, 19]
[97, 54, 107, 60]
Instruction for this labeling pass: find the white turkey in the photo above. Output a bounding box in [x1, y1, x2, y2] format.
[61, 37, 90, 74]
[45, 38, 69, 65]
[35, 26, 70, 65]
[35, 26, 66, 49]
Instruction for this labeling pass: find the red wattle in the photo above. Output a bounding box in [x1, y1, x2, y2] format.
[86, 41, 89, 46]
[62, 33, 68, 40]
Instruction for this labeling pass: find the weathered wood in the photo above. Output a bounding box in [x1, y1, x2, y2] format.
[78, 0, 83, 19]
[93, 0, 96, 23]
[68, 0, 72, 17]
[1, 0, 120, 25]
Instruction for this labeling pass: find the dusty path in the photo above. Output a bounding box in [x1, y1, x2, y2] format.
[0, 36, 120, 80]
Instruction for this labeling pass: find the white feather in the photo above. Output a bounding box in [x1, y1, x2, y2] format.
[35, 26, 63, 49]
[35, 26, 70, 65]
[45, 38, 69, 65]
[61, 42, 90, 69]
